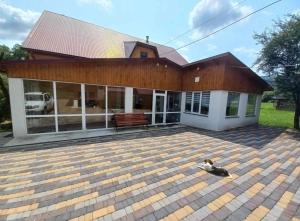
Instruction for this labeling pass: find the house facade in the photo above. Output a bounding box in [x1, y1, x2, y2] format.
[0, 11, 271, 138]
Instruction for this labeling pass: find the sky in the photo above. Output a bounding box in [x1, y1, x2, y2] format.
[0, 0, 299, 72]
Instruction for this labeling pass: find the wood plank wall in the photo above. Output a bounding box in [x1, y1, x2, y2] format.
[7, 60, 182, 91]
[6, 58, 267, 94]
[181, 61, 226, 92]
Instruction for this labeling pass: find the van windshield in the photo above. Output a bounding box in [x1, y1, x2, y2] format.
[25, 94, 43, 101]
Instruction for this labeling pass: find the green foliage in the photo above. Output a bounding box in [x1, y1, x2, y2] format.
[255, 14, 300, 129]
[0, 44, 29, 122]
[262, 91, 275, 102]
[259, 103, 294, 129]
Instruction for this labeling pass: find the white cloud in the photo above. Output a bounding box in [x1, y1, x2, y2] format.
[233, 46, 257, 59]
[0, 1, 40, 40]
[78, 0, 113, 11]
[189, 0, 252, 39]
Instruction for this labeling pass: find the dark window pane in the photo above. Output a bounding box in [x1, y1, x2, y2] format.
[246, 94, 257, 116]
[57, 83, 82, 114]
[133, 89, 153, 113]
[156, 96, 164, 112]
[86, 115, 106, 129]
[140, 51, 148, 58]
[200, 92, 210, 115]
[166, 113, 180, 123]
[27, 117, 56, 134]
[226, 92, 240, 116]
[58, 116, 82, 131]
[193, 92, 200, 113]
[185, 92, 192, 112]
[167, 91, 181, 112]
[155, 114, 164, 124]
[108, 87, 125, 113]
[107, 115, 114, 128]
[24, 80, 54, 115]
[85, 85, 105, 114]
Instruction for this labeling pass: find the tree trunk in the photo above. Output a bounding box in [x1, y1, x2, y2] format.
[294, 99, 300, 130]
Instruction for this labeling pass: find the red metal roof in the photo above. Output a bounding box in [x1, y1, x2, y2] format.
[23, 11, 188, 65]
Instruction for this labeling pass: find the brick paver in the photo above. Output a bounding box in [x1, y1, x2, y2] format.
[0, 126, 299, 220]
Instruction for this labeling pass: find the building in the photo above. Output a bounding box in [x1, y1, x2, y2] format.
[0, 11, 271, 138]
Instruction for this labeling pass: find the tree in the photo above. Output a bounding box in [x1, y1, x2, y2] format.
[255, 14, 300, 129]
[0, 44, 29, 122]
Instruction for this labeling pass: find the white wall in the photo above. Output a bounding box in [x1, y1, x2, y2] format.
[180, 90, 262, 131]
[8, 78, 27, 137]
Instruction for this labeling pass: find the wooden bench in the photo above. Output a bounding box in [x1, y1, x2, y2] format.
[112, 113, 149, 130]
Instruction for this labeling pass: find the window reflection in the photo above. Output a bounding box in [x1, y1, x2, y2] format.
[167, 91, 181, 112]
[133, 89, 152, 113]
[24, 80, 54, 115]
[56, 83, 82, 114]
[108, 87, 125, 113]
[85, 85, 105, 114]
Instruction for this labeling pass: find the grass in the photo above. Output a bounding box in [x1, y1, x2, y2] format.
[259, 102, 294, 129]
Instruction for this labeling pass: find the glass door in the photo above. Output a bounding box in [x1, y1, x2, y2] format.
[154, 94, 166, 124]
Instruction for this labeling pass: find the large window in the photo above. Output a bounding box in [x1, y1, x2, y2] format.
[192, 92, 201, 113]
[24, 80, 55, 134]
[56, 83, 82, 114]
[167, 91, 181, 112]
[133, 89, 152, 113]
[201, 92, 210, 115]
[24, 80, 54, 116]
[185, 91, 210, 116]
[56, 82, 82, 131]
[108, 87, 125, 113]
[246, 94, 257, 116]
[166, 91, 181, 123]
[85, 85, 105, 114]
[185, 92, 192, 112]
[226, 92, 240, 117]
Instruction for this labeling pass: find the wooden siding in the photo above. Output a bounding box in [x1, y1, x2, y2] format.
[130, 46, 157, 58]
[7, 60, 182, 91]
[182, 61, 226, 92]
[223, 65, 264, 94]
[4, 55, 268, 94]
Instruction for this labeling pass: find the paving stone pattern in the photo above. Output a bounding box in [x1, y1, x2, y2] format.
[0, 126, 299, 221]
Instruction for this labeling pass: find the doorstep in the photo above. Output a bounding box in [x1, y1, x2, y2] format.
[3, 124, 185, 147]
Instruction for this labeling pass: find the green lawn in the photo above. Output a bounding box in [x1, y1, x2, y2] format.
[259, 102, 294, 128]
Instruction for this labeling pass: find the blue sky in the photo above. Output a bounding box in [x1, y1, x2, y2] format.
[0, 0, 299, 71]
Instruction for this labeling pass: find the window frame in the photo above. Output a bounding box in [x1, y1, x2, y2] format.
[226, 92, 241, 118]
[245, 94, 257, 117]
[184, 91, 210, 116]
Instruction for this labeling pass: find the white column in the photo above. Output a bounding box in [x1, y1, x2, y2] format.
[8, 78, 27, 137]
[125, 87, 133, 113]
[152, 90, 155, 125]
[180, 92, 186, 123]
[239, 93, 248, 119]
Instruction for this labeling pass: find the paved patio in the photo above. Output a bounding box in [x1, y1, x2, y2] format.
[0, 126, 299, 221]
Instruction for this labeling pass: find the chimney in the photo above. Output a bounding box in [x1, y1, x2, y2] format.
[146, 36, 149, 44]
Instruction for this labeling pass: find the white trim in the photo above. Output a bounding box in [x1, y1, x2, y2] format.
[53, 82, 58, 132]
[81, 84, 86, 130]
[105, 86, 108, 128]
